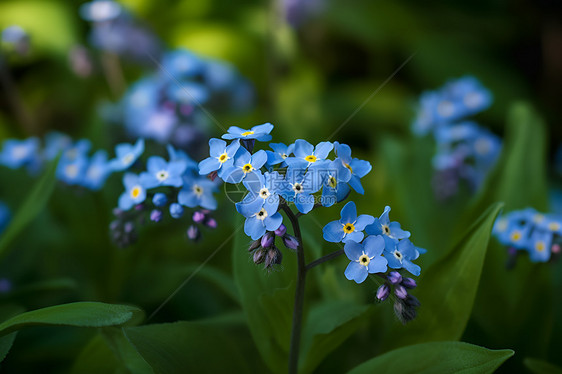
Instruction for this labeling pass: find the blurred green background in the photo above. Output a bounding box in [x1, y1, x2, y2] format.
[1, 0, 562, 373]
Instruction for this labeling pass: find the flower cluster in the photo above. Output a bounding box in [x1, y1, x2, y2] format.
[119, 48, 254, 149]
[323, 202, 425, 323]
[80, 0, 161, 62]
[493, 208, 562, 264]
[0, 132, 143, 191]
[412, 77, 502, 199]
[0, 201, 10, 235]
[111, 144, 219, 247]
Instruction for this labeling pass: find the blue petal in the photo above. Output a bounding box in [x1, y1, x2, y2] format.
[334, 142, 352, 163]
[340, 201, 357, 224]
[265, 212, 283, 231]
[348, 175, 364, 194]
[251, 150, 268, 169]
[383, 236, 399, 251]
[226, 139, 241, 157]
[343, 231, 364, 243]
[118, 193, 134, 211]
[251, 122, 274, 135]
[323, 221, 345, 243]
[314, 142, 333, 159]
[266, 151, 284, 166]
[209, 138, 226, 157]
[385, 250, 402, 269]
[365, 219, 382, 236]
[200, 192, 217, 210]
[344, 262, 368, 284]
[244, 216, 266, 240]
[367, 256, 388, 274]
[178, 190, 198, 208]
[147, 156, 167, 173]
[402, 260, 421, 276]
[379, 206, 391, 225]
[389, 222, 411, 239]
[355, 214, 375, 230]
[363, 235, 385, 257]
[293, 139, 314, 158]
[236, 198, 264, 218]
[294, 193, 315, 214]
[350, 159, 372, 178]
[344, 240, 363, 261]
[198, 157, 221, 175]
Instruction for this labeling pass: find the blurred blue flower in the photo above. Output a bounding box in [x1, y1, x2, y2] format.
[384, 239, 422, 276]
[198, 138, 240, 178]
[0, 138, 40, 170]
[223, 148, 267, 183]
[79, 0, 122, 22]
[1, 25, 30, 55]
[166, 144, 198, 171]
[0, 202, 10, 234]
[323, 201, 374, 243]
[109, 139, 144, 171]
[178, 177, 217, 210]
[222, 123, 274, 142]
[82, 150, 112, 190]
[365, 206, 411, 248]
[285, 139, 333, 169]
[152, 192, 168, 207]
[118, 173, 147, 210]
[343, 235, 388, 284]
[43, 132, 73, 160]
[161, 49, 204, 79]
[140, 156, 187, 188]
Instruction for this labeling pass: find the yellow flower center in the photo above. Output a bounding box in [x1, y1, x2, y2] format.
[358, 254, 370, 267]
[241, 131, 254, 136]
[242, 163, 253, 173]
[535, 241, 546, 252]
[130, 186, 142, 199]
[549, 222, 561, 232]
[328, 176, 337, 189]
[344, 163, 353, 173]
[305, 155, 317, 163]
[533, 214, 545, 224]
[193, 185, 203, 197]
[510, 231, 522, 242]
[343, 223, 355, 234]
[218, 152, 229, 163]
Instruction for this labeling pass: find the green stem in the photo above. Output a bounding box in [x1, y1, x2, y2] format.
[306, 249, 345, 271]
[281, 202, 306, 374]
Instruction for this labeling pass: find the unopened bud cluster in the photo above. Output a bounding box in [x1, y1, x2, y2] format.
[376, 271, 420, 324]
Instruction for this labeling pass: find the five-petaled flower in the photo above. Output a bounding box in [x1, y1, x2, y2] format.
[140, 155, 187, 188]
[237, 202, 283, 240]
[384, 239, 422, 276]
[333, 142, 372, 195]
[109, 138, 145, 171]
[198, 138, 240, 178]
[178, 177, 218, 210]
[285, 139, 333, 169]
[266, 142, 295, 167]
[222, 123, 274, 142]
[118, 173, 147, 210]
[223, 148, 267, 183]
[344, 235, 388, 284]
[323, 201, 374, 243]
[366, 206, 411, 248]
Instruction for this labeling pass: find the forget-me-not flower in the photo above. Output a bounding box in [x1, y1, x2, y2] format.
[323, 201, 374, 243]
[198, 138, 240, 178]
[0, 138, 40, 169]
[118, 173, 147, 210]
[222, 123, 274, 142]
[238, 202, 283, 240]
[109, 138, 144, 171]
[236, 171, 282, 217]
[279, 168, 321, 214]
[82, 150, 112, 190]
[178, 177, 217, 210]
[343, 235, 388, 284]
[333, 142, 372, 195]
[266, 142, 295, 167]
[285, 139, 333, 169]
[140, 156, 187, 188]
[365, 206, 411, 248]
[223, 148, 267, 183]
[384, 239, 422, 276]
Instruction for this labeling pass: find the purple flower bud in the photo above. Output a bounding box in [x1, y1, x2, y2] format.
[552, 244, 561, 254]
[394, 300, 417, 324]
[388, 271, 402, 285]
[112, 208, 124, 217]
[275, 224, 287, 236]
[376, 284, 390, 301]
[124, 222, 135, 233]
[152, 193, 168, 207]
[169, 203, 184, 219]
[249, 239, 261, 252]
[402, 277, 417, 289]
[205, 218, 217, 229]
[261, 232, 275, 248]
[109, 220, 120, 231]
[253, 249, 265, 264]
[187, 225, 200, 241]
[150, 209, 163, 222]
[0, 278, 12, 293]
[134, 204, 144, 211]
[283, 235, 299, 250]
[404, 295, 420, 308]
[208, 171, 219, 181]
[265, 247, 282, 268]
[395, 285, 408, 300]
[192, 211, 206, 224]
[507, 247, 517, 257]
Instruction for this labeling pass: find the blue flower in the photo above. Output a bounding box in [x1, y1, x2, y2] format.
[365, 206, 411, 248]
[198, 138, 240, 178]
[0, 138, 40, 169]
[79, 0, 122, 22]
[140, 156, 187, 189]
[44, 132, 73, 160]
[319, 160, 352, 207]
[118, 173, 147, 210]
[237, 202, 283, 240]
[57, 154, 88, 186]
[279, 168, 321, 214]
[323, 201, 374, 243]
[178, 177, 218, 210]
[169, 203, 184, 219]
[167, 144, 198, 172]
[333, 142, 371, 195]
[152, 193, 168, 207]
[236, 171, 282, 217]
[167, 82, 210, 106]
[109, 139, 144, 171]
[343, 235, 388, 284]
[0, 202, 10, 235]
[285, 139, 333, 169]
[266, 142, 295, 167]
[82, 150, 112, 190]
[161, 49, 204, 79]
[222, 123, 274, 142]
[527, 229, 552, 263]
[223, 148, 267, 183]
[384, 239, 422, 276]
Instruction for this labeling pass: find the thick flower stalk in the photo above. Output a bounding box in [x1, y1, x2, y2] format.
[493, 208, 562, 266]
[412, 76, 502, 199]
[199, 122, 426, 373]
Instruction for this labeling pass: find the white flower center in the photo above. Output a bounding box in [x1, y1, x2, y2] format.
[292, 183, 303, 194]
[256, 208, 268, 221]
[12, 145, 27, 160]
[464, 92, 482, 109]
[393, 250, 403, 263]
[259, 188, 270, 199]
[156, 170, 169, 182]
[193, 184, 203, 197]
[65, 164, 79, 178]
[358, 252, 371, 267]
[437, 100, 454, 118]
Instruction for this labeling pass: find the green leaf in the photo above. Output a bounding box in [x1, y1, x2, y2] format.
[0, 304, 24, 364]
[383, 203, 503, 350]
[348, 341, 514, 374]
[124, 321, 258, 374]
[300, 301, 370, 374]
[0, 158, 58, 260]
[232, 216, 297, 373]
[183, 263, 239, 305]
[0, 302, 144, 337]
[524, 358, 562, 374]
[100, 327, 154, 374]
[70, 335, 127, 374]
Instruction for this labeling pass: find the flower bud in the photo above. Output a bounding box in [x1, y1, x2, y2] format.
[253, 249, 265, 264]
[275, 224, 287, 237]
[150, 209, 163, 222]
[265, 247, 283, 268]
[187, 225, 200, 241]
[205, 217, 217, 229]
[152, 193, 168, 207]
[261, 232, 275, 248]
[248, 239, 261, 252]
[208, 171, 219, 181]
[402, 277, 417, 289]
[283, 235, 299, 250]
[112, 208, 124, 217]
[395, 285, 408, 300]
[404, 295, 421, 308]
[387, 271, 402, 285]
[123, 222, 135, 233]
[192, 210, 206, 224]
[552, 244, 561, 254]
[109, 220, 120, 231]
[0, 278, 13, 293]
[169, 203, 184, 219]
[394, 300, 417, 324]
[134, 204, 144, 211]
[376, 283, 390, 301]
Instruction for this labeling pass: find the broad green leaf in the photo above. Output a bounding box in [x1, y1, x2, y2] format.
[0, 302, 144, 337]
[525, 358, 562, 374]
[349, 341, 514, 374]
[0, 304, 24, 364]
[232, 215, 297, 373]
[0, 158, 58, 260]
[124, 321, 258, 374]
[100, 327, 153, 374]
[383, 203, 503, 350]
[301, 301, 370, 374]
[70, 335, 127, 374]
